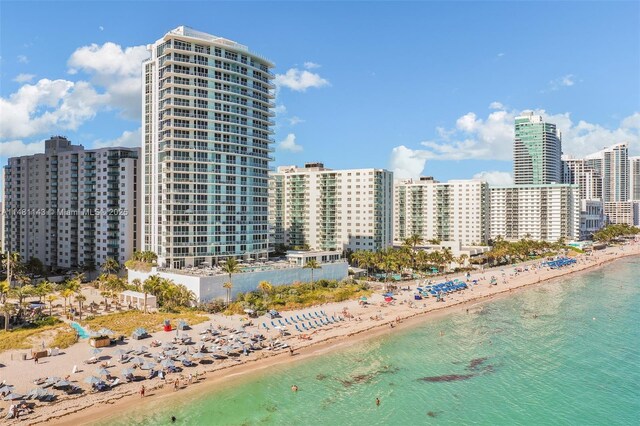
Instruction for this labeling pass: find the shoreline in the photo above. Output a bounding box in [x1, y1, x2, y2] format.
[4, 244, 639, 425]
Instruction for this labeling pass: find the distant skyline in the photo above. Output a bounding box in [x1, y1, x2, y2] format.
[1, 1, 639, 191]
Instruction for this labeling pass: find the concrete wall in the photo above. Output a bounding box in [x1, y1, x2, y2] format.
[128, 261, 349, 303]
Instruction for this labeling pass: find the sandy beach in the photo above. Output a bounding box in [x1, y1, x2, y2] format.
[2, 242, 639, 425]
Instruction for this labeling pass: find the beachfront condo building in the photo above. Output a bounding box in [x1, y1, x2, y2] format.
[1, 136, 140, 271]
[268, 163, 393, 253]
[142, 26, 275, 269]
[513, 112, 563, 185]
[489, 184, 580, 242]
[563, 143, 635, 226]
[629, 156, 640, 201]
[393, 177, 490, 246]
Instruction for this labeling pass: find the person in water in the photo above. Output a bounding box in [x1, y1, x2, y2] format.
[376, 397, 380, 406]
[171, 416, 176, 422]
[291, 385, 298, 392]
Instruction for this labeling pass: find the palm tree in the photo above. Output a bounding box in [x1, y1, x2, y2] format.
[101, 257, 120, 275]
[75, 293, 86, 320]
[258, 280, 273, 300]
[2, 303, 14, 331]
[3, 252, 22, 287]
[221, 258, 240, 302]
[143, 275, 162, 313]
[0, 280, 9, 304]
[303, 259, 321, 289]
[35, 281, 54, 302]
[60, 288, 74, 315]
[45, 294, 58, 316]
[404, 233, 423, 272]
[222, 282, 233, 306]
[376, 250, 396, 290]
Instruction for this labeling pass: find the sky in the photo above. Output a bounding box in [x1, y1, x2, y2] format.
[1, 1, 639, 191]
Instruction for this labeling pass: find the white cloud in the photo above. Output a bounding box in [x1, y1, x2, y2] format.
[278, 133, 303, 152]
[303, 62, 321, 69]
[67, 42, 149, 118]
[99, 26, 104, 31]
[0, 139, 46, 157]
[275, 68, 330, 92]
[546, 74, 577, 92]
[389, 145, 430, 179]
[472, 171, 513, 185]
[288, 116, 305, 126]
[93, 127, 141, 149]
[403, 105, 640, 161]
[17, 55, 28, 64]
[489, 101, 504, 110]
[497, 52, 505, 57]
[13, 73, 35, 83]
[0, 78, 107, 139]
[274, 104, 287, 115]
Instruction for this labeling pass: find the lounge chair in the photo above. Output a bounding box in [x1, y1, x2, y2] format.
[278, 319, 285, 326]
[302, 314, 309, 320]
[285, 318, 292, 325]
[308, 322, 315, 329]
[302, 323, 309, 331]
[262, 323, 269, 330]
[295, 325, 303, 333]
[321, 310, 327, 316]
[296, 315, 302, 321]
[314, 311, 320, 317]
[314, 320, 322, 327]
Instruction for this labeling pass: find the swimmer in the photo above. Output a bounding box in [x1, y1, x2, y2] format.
[291, 385, 298, 392]
[171, 416, 176, 422]
[376, 397, 380, 406]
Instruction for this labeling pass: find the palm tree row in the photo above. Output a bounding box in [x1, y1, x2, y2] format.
[592, 224, 640, 243]
[134, 275, 196, 312]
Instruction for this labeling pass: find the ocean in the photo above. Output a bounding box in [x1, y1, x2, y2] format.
[104, 257, 640, 425]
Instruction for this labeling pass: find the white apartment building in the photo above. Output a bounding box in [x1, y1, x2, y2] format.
[394, 177, 490, 246]
[142, 26, 274, 269]
[1, 136, 140, 271]
[269, 163, 393, 252]
[489, 184, 580, 242]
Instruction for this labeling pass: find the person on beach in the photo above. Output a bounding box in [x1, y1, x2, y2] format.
[140, 385, 145, 398]
[188, 373, 193, 384]
[174, 378, 180, 391]
[289, 346, 294, 356]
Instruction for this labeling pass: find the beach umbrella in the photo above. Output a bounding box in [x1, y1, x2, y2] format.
[115, 349, 128, 357]
[121, 368, 135, 376]
[0, 385, 14, 394]
[26, 387, 45, 399]
[162, 342, 174, 349]
[190, 352, 206, 359]
[3, 392, 24, 401]
[160, 359, 175, 368]
[164, 350, 177, 357]
[136, 346, 149, 354]
[131, 357, 145, 365]
[53, 380, 71, 389]
[45, 376, 62, 385]
[84, 376, 102, 384]
[98, 328, 115, 336]
[89, 348, 103, 356]
[140, 362, 157, 370]
[96, 368, 111, 377]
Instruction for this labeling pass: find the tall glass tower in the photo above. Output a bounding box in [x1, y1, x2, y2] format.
[513, 112, 562, 185]
[142, 27, 274, 269]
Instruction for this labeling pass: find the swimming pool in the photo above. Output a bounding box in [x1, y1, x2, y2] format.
[70, 322, 90, 339]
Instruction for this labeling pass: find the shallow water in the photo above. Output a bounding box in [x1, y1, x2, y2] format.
[104, 257, 640, 425]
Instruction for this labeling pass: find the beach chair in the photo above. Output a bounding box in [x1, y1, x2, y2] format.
[296, 315, 303, 321]
[314, 320, 322, 327]
[262, 323, 269, 330]
[302, 323, 309, 331]
[290, 317, 297, 323]
[338, 316, 345, 321]
[314, 311, 320, 318]
[271, 321, 277, 328]
[302, 314, 309, 320]
[308, 322, 316, 329]
[322, 318, 330, 325]
[285, 318, 292, 325]
[331, 316, 338, 323]
[278, 319, 286, 327]
[295, 325, 303, 333]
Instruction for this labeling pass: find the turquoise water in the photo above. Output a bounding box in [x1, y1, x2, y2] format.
[70, 322, 89, 339]
[105, 257, 640, 425]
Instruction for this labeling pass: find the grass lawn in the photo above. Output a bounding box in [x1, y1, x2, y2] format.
[81, 310, 210, 335]
[0, 317, 78, 352]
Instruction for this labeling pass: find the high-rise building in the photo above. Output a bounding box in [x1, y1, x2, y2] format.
[561, 156, 603, 200]
[142, 26, 275, 269]
[513, 112, 562, 185]
[1, 136, 140, 271]
[628, 156, 640, 201]
[393, 178, 490, 246]
[269, 164, 393, 252]
[489, 184, 580, 242]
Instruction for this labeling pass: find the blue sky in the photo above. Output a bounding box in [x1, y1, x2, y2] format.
[1, 1, 639, 189]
